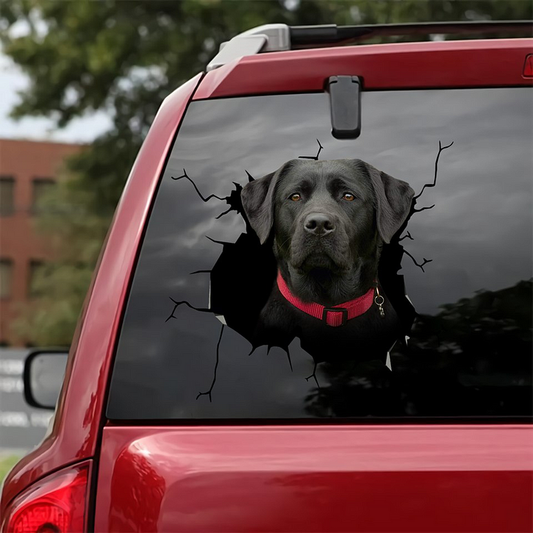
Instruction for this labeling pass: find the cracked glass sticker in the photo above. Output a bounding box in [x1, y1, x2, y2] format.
[107, 89, 532, 420]
[165, 140, 452, 400]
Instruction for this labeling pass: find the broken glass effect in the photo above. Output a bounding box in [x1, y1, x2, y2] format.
[165, 141, 453, 401]
[107, 89, 532, 420]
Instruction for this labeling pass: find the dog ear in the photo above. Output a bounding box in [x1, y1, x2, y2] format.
[241, 171, 277, 244]
[363, 162, 415, 244]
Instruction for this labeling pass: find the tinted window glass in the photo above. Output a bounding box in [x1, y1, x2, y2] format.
[28, 260, 46, 298]
[107, 89, 532, 420]
[0, 259, 13, 299]
[0, 177, 15, 216]
[32, 178, 56, 214]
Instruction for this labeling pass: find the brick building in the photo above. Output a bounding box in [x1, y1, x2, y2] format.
[0, 139, 81, 346]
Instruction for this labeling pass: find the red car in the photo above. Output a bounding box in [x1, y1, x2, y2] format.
[2, 22, 532, 533]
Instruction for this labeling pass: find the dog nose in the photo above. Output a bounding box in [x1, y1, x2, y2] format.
[304, 213, 335, 236]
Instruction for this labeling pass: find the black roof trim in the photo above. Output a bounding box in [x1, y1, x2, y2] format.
[290, 21, 533, 48]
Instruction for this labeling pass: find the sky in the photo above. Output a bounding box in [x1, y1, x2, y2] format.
[0, 51, 111, 143]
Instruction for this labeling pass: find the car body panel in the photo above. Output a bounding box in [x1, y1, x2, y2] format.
[194, 39, 533, 100]
[0, 73, 203, 512]
[94, 425, 533, 532]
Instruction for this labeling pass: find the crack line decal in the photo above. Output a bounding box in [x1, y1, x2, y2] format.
[166, 140, 453, 400]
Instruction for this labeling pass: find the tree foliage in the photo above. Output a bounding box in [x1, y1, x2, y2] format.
[1, 0, 530, 345]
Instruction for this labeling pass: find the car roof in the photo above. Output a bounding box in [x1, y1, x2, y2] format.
[207, 21, 533, 71]
[195, 38, 533, 99]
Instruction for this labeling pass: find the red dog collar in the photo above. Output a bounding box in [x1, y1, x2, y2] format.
[276, 271, 376, 327]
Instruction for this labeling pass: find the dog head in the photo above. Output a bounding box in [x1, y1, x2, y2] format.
[241, 159, 414, 302]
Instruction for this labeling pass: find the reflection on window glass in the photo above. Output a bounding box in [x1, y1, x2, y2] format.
[107, 88, 532, 421]
[0, 177, 15, 216]
[0, 260, 13, 299]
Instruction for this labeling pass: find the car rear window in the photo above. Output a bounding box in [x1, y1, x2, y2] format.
[107, 88, 532, 421]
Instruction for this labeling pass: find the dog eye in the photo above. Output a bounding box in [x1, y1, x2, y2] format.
[342, 192, 356, 201]
[289, 193, 302, 202]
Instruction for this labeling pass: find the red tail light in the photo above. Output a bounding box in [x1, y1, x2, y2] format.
[2, 464, 89, 533]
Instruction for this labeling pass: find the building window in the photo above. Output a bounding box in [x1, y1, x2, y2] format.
[28, 260, 46, 298]
[0, 176, 15, 216]
[0, 259, 13, 299]
[32, 178, 56, 214]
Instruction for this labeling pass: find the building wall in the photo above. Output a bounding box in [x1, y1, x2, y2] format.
[0, 139, 81, 346]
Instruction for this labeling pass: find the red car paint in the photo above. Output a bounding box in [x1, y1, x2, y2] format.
[2, 37, 532, 532]
[0, 73, 202, 509]
[194, 39, 533, 99]
[93, 426, 533, 532]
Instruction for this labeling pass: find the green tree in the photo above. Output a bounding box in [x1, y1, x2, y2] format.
[1, 0, 530, 345]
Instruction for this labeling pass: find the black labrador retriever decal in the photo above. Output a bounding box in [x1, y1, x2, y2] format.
[167, 142, 453, 400]
[241, 159, 414, 374]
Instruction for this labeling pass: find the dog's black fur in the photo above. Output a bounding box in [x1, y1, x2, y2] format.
[241, 159, 414, 362]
